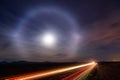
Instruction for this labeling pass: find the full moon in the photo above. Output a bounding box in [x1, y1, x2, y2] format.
[41, 32, 56, 47]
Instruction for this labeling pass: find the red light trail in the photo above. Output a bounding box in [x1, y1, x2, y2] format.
[6, 61, 97, 80]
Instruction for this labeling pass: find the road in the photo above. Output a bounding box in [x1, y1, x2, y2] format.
[6, 61, 97, 80]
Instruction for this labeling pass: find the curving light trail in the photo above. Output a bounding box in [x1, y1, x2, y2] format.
[62, 66, 89, 80]
[62, 61, 97, 80]
[6, 61, 97, 80]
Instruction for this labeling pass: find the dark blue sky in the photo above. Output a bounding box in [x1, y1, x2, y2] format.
[0, 0, 120, 62]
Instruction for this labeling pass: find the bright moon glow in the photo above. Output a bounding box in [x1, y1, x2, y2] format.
[41, 32, 56, 47]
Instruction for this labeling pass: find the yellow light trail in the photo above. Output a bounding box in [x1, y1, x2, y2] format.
[7, 61, 97, 80]
[73, 63, 96, 80]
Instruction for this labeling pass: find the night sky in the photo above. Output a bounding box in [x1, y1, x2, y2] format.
[0, 0, 120, 62]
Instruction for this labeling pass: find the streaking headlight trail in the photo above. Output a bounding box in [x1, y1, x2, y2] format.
[6, 61, 97, 80]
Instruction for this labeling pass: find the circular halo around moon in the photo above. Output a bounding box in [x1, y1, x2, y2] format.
[13, 7, 80, 61]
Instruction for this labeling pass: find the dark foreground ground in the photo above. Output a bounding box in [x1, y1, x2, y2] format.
[0, 61, 79, 79]
[86, 62, 120, 80]
[0, 61, 120, 80]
